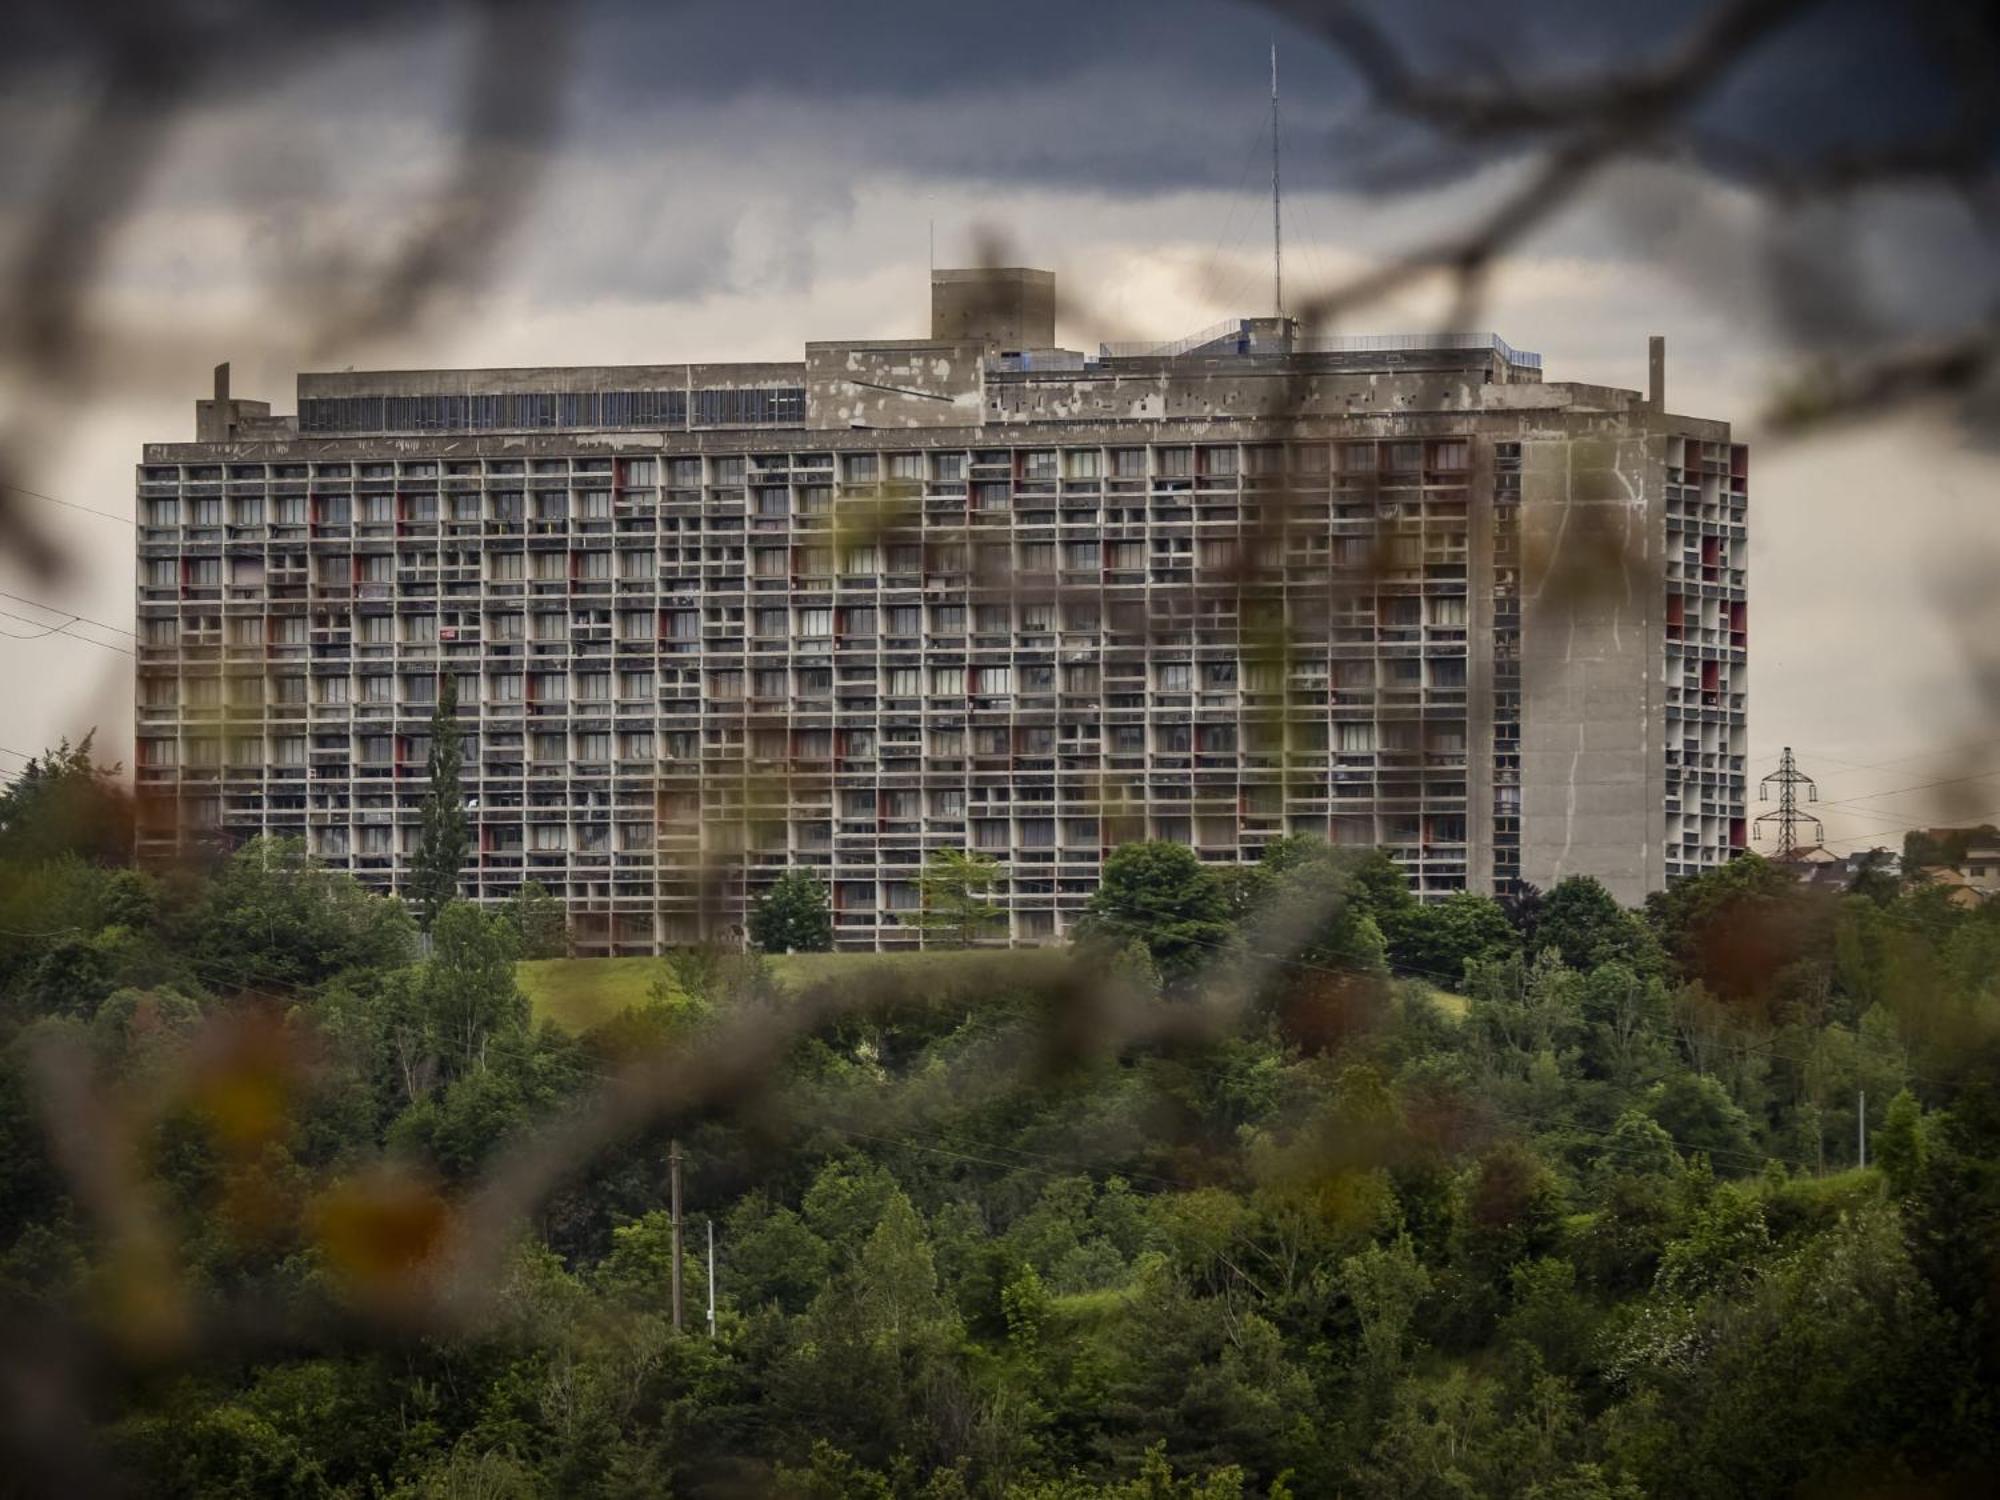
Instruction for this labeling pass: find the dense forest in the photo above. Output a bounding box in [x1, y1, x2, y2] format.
[2, 742, 1999, 1497]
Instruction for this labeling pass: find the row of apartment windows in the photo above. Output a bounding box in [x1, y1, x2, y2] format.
[141, 532, 1469, 587]
[138, 712, 1469, 765]
[145, 439, 1473, 490]
[139, 590, 1472, 645]
[280, 811, 1475, 861]
[295, 388, 808, 435]
[140, 652, 1470, 707]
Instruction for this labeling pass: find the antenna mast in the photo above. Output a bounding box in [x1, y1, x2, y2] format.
[1270, 42, 1283, 318]
[1754, 745, 1823, 857]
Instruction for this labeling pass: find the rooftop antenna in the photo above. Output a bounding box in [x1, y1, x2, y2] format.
[1754, 746, 1823, 857]
[1270, 42, 1283, 319]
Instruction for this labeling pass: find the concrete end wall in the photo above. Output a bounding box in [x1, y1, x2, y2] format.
[1517, 429, 1666, 906]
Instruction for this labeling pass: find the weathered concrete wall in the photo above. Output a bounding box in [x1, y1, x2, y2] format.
[930, 267, 1055, 350]
[803, 341, 986, 429]
[1517, 428, 1666, 906]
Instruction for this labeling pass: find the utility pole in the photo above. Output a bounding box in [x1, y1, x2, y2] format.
[1858, 1089, 1867, 1170]
[668, 1138, 684, 1334]
[706, 1217, 717, 1339]
[1270, 42, 1283, 318]
[1754, 746, 1822, 857]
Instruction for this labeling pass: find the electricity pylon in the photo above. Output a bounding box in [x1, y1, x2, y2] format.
[1754, 745, 1822, 856]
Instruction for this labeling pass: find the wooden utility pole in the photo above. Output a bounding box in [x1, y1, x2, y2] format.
[669, 1138, 684, 1333]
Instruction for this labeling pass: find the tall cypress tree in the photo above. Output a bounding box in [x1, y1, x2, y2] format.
[410, 674, 469, 931]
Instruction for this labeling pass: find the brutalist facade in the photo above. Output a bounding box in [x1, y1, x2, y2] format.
[134, 269, 1746, 951]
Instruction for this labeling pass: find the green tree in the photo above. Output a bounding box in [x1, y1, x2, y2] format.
[1391, 891, 1519, 983]
[0, 732, 130, 868]
[507, 880, 568, 959]
[187, 836, 413, 988]
[917, 848, 1003, 949]
[408, 676, 470, 932]
[1079, 840, 1230, 984]
[1644, 1073, 1755, 1165]
[423, 900, 527, 1076]
[1537, 876, 1659, 975]
[1875, 1087, 1927, 1194]
[750, 870, 834, 953]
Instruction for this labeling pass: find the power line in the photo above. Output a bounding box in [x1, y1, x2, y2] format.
[0, 587, 137, 639]
[0, 480, 132, 527]
[0, 606, 133, 657]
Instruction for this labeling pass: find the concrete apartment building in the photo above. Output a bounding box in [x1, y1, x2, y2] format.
[133, 267, 1747, 951]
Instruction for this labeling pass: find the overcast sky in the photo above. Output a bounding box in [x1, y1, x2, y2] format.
[3, 0, 1996, 852]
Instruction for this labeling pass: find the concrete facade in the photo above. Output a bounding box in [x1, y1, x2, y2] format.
[132, 269, 1745, 947]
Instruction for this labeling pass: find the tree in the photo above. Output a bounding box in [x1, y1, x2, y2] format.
[1536, 876, 1659, 976]
[1875, 1087, 1927, 1195]
[916, 848, 1002, 949]
[1078, 841, 1230, 985]
[506, 880, 568, 959]
[0, 732, 130, 867]
[423, 900, 526, 1077]
[408, 676, 469, 932]
[1390, 891, 1518, 983]
[188, 836, 413, 988]
[749, 870, 833, 953]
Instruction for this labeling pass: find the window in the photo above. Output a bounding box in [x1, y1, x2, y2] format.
[797, 607, 832, 637]
[931, 452, 965, 482]
[1155, 663, 1191, 691]
[491, 673, 523, 702]
[843, 454, 879, 482]
[578, 551, 612, 579]
[888, 453, 923, 481]
[1065, 449, 1101, 479]
[489, 551, 525, 581]
[315, 676, 349, 705]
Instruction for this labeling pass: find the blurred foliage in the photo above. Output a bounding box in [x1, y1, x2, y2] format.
[2, 741, 2000, 1494]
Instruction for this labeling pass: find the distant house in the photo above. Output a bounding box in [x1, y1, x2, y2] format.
[1771, 844, 1847, 889]
[1961, 842, 2000, 896]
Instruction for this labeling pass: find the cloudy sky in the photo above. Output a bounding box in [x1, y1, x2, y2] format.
[2, 0, 1996, 851]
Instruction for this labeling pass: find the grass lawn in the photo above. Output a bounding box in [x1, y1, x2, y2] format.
[519, 947, 1071, 1032]
[517, 956, 662, 1032]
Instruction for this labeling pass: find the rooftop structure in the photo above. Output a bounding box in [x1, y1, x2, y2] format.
[135, 267, 1747, 951]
